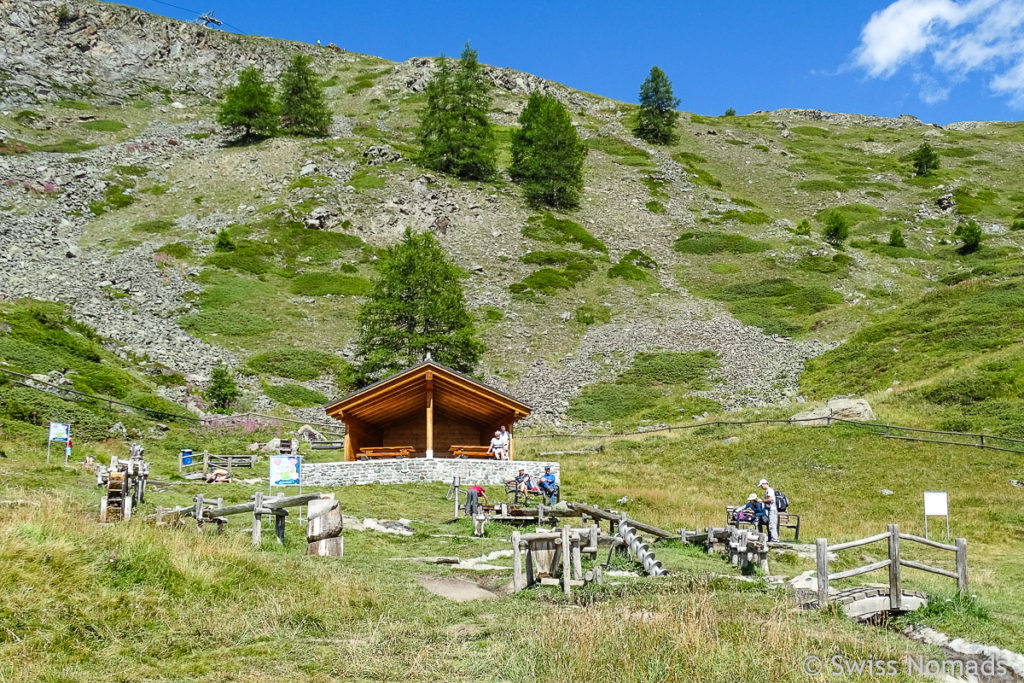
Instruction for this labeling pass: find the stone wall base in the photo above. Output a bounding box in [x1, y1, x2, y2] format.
[301, 459, 560, 487]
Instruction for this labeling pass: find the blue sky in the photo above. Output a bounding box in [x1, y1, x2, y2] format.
[115, 0, 1024, 124]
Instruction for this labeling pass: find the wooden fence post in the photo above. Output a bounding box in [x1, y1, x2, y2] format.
[202, 451, 210, 478]
[888, 524, 902, 611]
[193, 494, 204, 532]
[955, 538, 968, 595]
[251, 491, 263, 547]
[511, 532, 523, 592]
[815, 538, 830, 607]
[274, 509, 287, 544]
[561, 525, 571, 596]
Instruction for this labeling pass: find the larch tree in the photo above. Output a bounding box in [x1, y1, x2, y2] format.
[509, 92, 587, 209]
[217, 65, 278, 140]
[416, 43, 497, 180]
[278, 53, 332, 137]
[635, 66, 680, 144]
[354, 228, 485, 383]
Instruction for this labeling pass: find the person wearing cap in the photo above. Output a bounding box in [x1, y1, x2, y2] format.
[507, 468, 538, 498]
[538, 466, 559, 505]
[735, 493, 768, 534]
[759, 478, 779, 542]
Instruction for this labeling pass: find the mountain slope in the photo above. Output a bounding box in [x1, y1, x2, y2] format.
[2, 0, 1023, 429]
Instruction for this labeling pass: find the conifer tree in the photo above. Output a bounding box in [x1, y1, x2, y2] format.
[354, 228, 484, 383]
[823, 210, 850, 247]
[912, 142, 940, 177]
[217, 65, 278, 140]
[635, 66, 679, 144]
[206, 364, 239, 412]
[416, 43, 497, 180]
[509, 92, 587, 208]
[278, 53, 332, 137]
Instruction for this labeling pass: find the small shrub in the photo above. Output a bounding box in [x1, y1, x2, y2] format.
[646, 200, 666, 214]
[889, 226, 906, 247]
[796, 179, 848, 192]
[674, 231, 769, 254]
[1011, 219, 1024, 231]
[822, 210, 850, 247]
[608, 249, 657, 280]
[723, 108, 736, 117]
[794, 219, 812, 236]
[912, 142, 940, 176]
[954, 220, 982, 254]
[214, 230, 235, 251]
[574, 304, 612, 325]
[114, 164, 149, 176]
[206, 364, 239, 412]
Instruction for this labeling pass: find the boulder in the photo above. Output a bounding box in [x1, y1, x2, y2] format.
[306, 537, 344, 557]
[295, 424, 325, 442]
[791, 397, 875, 426]
[306, 497, 343, 542]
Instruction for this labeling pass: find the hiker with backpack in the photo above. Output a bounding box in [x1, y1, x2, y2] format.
[735, 493, 768, 534]
[758, 478, 788, 542]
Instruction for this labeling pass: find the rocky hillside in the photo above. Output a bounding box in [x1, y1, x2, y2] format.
[2, 0, 1023, 430]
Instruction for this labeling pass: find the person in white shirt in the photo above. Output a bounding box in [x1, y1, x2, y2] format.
[486, 431, 503, 460]
[759, 478, 779, 542]
[498, 425, 510, 460]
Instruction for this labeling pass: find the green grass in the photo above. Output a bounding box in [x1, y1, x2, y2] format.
[708, 278, 844, 337]
[156, 242, 193, 259]
[511, 253, 598, 297]
[348, 168, 387, 191]
[674, 232, 769, 255]
[88, 183, 135, 215]
[131, 218, 175, 233]
[586, 136, 652, 167]
[288, 272, 372, 296]
[645, 200, 666, 214]
[801, 277, 1024, 401]
[608, 249, 657, 281]
[263, 382, 329, 407]
[814, 203, 882, 226]
[569, 351, 722, 426]
[246, 348, 341, 380]
[56, 99, 91, 110]
[720, 209, 771, 225]
[522, 213, 607, 253]
[80, 119, 126, 132]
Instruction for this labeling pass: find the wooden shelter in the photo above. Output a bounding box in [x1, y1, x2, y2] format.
[325, 360, 531, 461]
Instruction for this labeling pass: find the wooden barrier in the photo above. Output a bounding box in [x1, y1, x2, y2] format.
[150, 492, 324, 546]
[178, 450, 258, 478]
[815, 524, 968, 609]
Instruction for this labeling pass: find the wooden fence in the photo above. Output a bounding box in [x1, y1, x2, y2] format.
[178, 450, 258, 476]
[815, 523, 968, 610]
[516, 416, 1024, 455]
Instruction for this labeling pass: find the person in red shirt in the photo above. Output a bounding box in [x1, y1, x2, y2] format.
[465, 484, 488, 515]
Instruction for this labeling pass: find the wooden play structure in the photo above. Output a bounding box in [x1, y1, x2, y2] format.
[511, 525, 603, 595]
[325, 360, 531, 461]
[151, 492, 325, 546]
[681, 526, 770, 573]
[97, 443, 149, 522]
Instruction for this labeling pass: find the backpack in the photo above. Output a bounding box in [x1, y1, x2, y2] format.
[775, 491, 789, 512]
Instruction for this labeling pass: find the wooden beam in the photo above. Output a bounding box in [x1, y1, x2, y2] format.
[426, 384, 434, 458]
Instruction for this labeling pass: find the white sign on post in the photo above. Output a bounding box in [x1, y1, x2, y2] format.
[269, 455, 303, 524]
[46, 422, 70, 465]
[923, 490, 950, 539]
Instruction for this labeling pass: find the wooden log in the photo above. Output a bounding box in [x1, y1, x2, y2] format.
[827, 531, 891, 552]
[306, 537, 344, 557]
[888, 524, 902, 611]
[829, 559, 891, 581]
[815, 538, 830, 607]
[568, 503, 673, 539]
[899, 559, 958, 580]
[512, 532, 524, 592]
[955, 538, 968, 594]
[572, 536, 583, 580]
[307, 499, 342, 543]
[897, 532, 958, 552]
[192, 493, 323, 519]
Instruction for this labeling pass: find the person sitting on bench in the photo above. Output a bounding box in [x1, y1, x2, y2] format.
[465, 485, 487, 515]
[734, 493, 767, 534]
[486, 431, 505, 460]
[538, 466, 559, 505]
[506, 469, 538, 498]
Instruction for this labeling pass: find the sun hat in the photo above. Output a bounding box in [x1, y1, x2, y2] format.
[748, 493, 758, 501]
[758, 478, 768, 485]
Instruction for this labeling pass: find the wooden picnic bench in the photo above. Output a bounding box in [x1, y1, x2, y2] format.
[725, 505, 801, 541]
[357, 446, 414, 460]
[448, 445, 494, 459]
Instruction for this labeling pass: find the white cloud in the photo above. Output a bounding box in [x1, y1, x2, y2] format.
[853, 0, 1024, 107]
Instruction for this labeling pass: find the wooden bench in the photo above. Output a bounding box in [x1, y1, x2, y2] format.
[357, 446, 414, 460]
[725, 506, 801, 541]
[448, 445, 494, 459]
[505, 480, 539, 505]
[207, 454, 258, 469]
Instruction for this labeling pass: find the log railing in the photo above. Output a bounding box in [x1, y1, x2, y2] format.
[815, 524, 967, 610]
